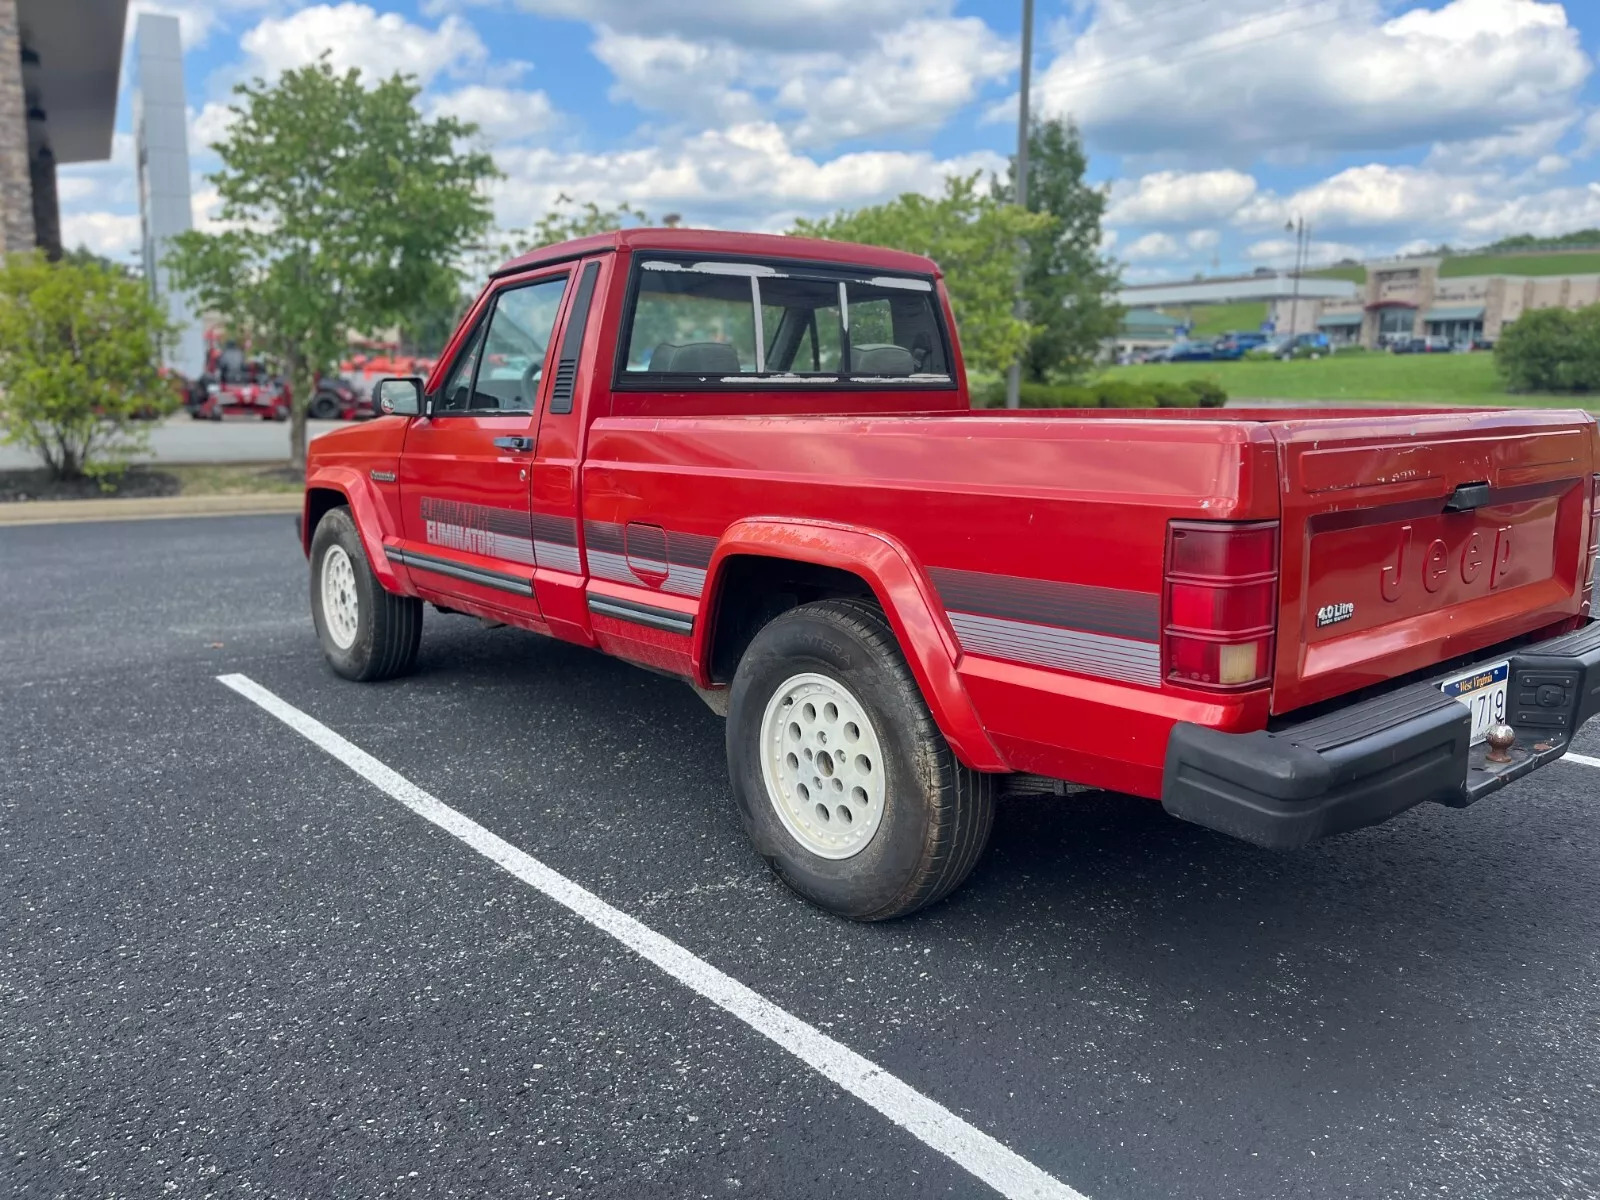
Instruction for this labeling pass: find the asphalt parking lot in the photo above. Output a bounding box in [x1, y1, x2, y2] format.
[4, 515, 1600, 1200]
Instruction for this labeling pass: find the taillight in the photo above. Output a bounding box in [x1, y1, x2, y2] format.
[1164, 520, 1279, 690]
[1586, 474, 1599, 611]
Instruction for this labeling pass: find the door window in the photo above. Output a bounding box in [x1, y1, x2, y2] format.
[473, 276, 571, 412]
[437, 320, 489, 414]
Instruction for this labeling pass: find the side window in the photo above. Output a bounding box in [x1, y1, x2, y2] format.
[471, 275, 570, 413]
[436, 320, 488, 414]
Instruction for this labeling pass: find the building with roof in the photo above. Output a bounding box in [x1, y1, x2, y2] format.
[1309, 258, 1600, 348]
[1118, 254, 1600, 352]
[0, 0, 128, 260]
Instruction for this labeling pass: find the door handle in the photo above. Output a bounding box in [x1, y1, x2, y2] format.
[493, 436, 535, 453]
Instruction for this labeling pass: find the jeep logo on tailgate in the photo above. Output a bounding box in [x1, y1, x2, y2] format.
[1380, 523, 1514, 603]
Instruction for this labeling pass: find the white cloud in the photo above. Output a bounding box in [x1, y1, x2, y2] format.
[427, 86, 558, 142]
[1123, 232, 1181, 262]
[55, 133, 137, 214]
[779, 18, 1015, 147]
[189, 102, 239, 153]
[1581, 110, 1600, 156]
[1021, 0, 1591, 159]
[1535, 153, 1570, 175]
[591, 27, 755, 125]
[589, 16, 1013, 148]
[495, 0, 948, 51]
[60, 212, 143, 258]
[1237, 164, 1484, 231]
[239, 4, 488, 85]
[488, 120, 1004, 231]
[1108, 169, 1257, 226]
[1244, 237, 1366, 267]
[1186, 228, 1221, 252]
[1424, 115, 1576, 169]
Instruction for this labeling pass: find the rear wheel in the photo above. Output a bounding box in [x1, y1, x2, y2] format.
[309, 507, 422, 681]
[310, 391, 340, 419]
[726, 599, 994, 921]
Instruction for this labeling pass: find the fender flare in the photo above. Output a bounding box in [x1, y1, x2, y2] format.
[302, 465, 406, 593]
[695, 518, 1007, 772]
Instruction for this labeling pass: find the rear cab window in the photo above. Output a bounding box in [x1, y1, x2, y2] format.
[617, 256, 952, 388]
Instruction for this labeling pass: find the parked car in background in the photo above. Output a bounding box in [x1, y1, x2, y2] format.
[310, 375, 375, 420]
[1163, 339, 1215, 362]
[1212, 331, 1269, 360]
[1392, 336, 1451, 354]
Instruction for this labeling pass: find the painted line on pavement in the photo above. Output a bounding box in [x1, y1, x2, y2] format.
[216, 672, 1086, 1200]
[1565, 752, 1600, 770]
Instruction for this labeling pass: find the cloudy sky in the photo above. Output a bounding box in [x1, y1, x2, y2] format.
[63, 0, 1600, 281]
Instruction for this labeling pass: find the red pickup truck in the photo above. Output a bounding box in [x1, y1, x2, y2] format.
[301, 229, 1600, 920]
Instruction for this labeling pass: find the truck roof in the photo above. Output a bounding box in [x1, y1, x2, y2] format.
[493, 227, 942, 279]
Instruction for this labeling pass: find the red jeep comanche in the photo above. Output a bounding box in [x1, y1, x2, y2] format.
[300, 229, 1600, 920]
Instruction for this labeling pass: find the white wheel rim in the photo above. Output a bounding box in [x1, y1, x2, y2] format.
[320, 545, 360, 650]
[758, 672, 887, 860]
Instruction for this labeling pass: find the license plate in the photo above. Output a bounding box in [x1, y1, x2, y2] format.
[1440, 661, 1510, 746]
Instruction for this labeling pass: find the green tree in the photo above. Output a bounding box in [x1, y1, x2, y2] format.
[794, 173, 1053, 375]
[529, 194, 651, 247]
[1495, 304, 1600, 392]
[165, 58, 499, 465]
[0, 251, 178, 480]
[993, 118, 1122, 382]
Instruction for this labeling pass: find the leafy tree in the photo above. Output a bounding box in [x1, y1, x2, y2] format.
[529, 194, 651, 247]
[993, 118, 1122, 382]
[166, 59, 499, 465]
[402, 197, 655, 355]
[794, 173, 1052, 375]
[1495, 304, 1600, 392]
[0, 251, 177, 480]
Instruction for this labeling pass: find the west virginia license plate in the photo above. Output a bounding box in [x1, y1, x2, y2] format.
[1440, 661, 1510, 746]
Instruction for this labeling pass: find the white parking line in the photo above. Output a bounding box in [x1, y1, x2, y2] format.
[216, 673, 1086, 1200]
[1565, 752, 1600, 770]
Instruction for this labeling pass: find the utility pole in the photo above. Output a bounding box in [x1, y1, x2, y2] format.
[1004, 0, 1034, 410]
[1284, 214, 1306, 343]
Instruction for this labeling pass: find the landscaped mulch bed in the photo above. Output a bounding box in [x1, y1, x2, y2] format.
[0, 462, 302, 503]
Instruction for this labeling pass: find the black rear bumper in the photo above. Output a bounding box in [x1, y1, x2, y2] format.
[1161, 622, 1600, 849]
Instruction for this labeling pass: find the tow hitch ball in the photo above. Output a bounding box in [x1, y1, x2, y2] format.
[1485, 724, 1517, 764]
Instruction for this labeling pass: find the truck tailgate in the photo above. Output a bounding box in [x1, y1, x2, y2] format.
[1271, 409, 1596, 714]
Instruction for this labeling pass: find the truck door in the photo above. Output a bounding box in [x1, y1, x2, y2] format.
[395, 269, 572, 622]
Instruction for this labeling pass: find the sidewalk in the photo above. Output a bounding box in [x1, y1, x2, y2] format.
[0, 493, 301, 526]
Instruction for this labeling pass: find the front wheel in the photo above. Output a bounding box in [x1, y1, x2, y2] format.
[309, 507, 422, 681]
[726, 599, 994, 921]
[310, 391, 340, 419]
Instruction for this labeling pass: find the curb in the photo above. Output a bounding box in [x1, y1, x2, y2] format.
[0, 492, 302, 526]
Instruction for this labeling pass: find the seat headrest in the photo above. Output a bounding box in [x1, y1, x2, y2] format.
[648, 343, 678, 372]
[850, 343, 915, 376]
[664, 341, 741, 375]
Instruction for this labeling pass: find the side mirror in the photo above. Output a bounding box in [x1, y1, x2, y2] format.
[375, 376, 424, 416]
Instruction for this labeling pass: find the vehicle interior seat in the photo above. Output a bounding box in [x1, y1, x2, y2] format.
[850, 344, 915, 376]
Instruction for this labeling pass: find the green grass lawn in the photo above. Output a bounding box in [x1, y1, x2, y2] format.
[1439, 252, 1600, 278]
[1158, 300, 1268, 338]
[1307, 264, 1368, 284]
[1103, 350, 1599, 408]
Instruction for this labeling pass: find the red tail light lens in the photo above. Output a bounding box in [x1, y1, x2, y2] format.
[1164, 520, 1279, 691]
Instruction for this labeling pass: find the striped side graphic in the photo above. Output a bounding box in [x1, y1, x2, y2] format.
[421, 498, 535, 566]
[530, 512, 582, 575]
[929, 566, 1162, 687]
[420, 499, 584, 573]
[584, 520, 715, 599]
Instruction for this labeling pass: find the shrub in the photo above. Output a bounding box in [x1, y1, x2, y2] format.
[0, 252, 178, 481]
[1496, 305, 1600, 392]
[1093, 380, 1157, 408]
[969, 376, 1008, 408]
[1019, 382, 1097, 407]
[1185, 378, 1228, 408]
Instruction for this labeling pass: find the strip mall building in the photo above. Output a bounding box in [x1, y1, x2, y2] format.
[1118, 255, 1600, 351]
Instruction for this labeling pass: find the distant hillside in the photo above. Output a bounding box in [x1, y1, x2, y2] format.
[1439, 251, 1600, 278]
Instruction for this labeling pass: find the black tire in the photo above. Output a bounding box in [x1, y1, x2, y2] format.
[726, 599, 995, 921]
[310, 391, 340, 420]
[309, 506, 422, 682]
